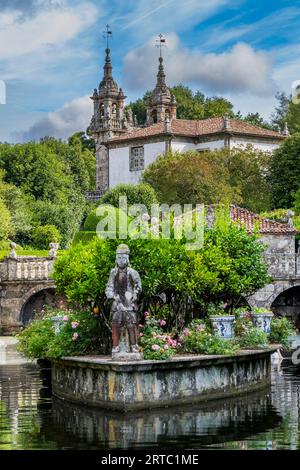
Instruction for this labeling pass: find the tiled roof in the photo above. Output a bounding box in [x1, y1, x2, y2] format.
[109, 117, 284, 143]
[230, 205, 297, 234]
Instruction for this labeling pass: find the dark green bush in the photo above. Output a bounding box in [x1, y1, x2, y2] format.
[269, 317, 297, 350]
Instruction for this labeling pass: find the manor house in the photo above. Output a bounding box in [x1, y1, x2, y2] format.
[88, 43, 287, 200]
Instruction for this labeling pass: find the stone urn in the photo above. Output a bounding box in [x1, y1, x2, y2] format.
[210, 315, 235, 339]
[51, 315, 64, 334]
[252, 311, 274, 334]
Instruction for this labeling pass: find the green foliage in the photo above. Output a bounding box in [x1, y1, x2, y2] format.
[0, 198, 11, 241]
[0, 137, 96, 247]
[31, 225, 61, 249]
[17, 316, 55, 359]
[181, 320, 238, 355]
[238, 327, 268, 348]
[72, 231, 98, 245]
[139, 314, 177, 360]
[126, 85, 235, 124]
[143, 147, 271, 212]
[269, 134, 300, 208]
[83, 205, 129, 238]
[269, 317, 297, 350]
[99, 183, 159, 213]
[271, 92, 300, 135]
[236, 111, 274, 130]
[17, 308, 111, 359]
[53, 220, 269, 327]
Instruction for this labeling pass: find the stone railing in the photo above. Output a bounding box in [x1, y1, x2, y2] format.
[0, 257, 54, 282]
[264, 253, 300, 279]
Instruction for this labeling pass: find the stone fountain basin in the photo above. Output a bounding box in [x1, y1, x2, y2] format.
[51, 346, 279, 411]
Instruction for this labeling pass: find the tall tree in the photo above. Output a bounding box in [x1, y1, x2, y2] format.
[143, 147, 271, 212]
[269, 133, 300, 208]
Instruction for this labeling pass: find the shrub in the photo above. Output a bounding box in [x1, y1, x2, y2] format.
[72, 231, 97, 245]
[238, 327, 268, 348]
[83, 205, 130, 239]
[17, 308, 111, 359]
[99, 183, 159, 213]
[31, 225, 61, 249]
[180, 320, 238, 355]
[139, 313, 178, 360]
[269, 317, 297, 350]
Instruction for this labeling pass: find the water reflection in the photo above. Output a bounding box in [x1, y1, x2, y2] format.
[0, 362, 299, 450]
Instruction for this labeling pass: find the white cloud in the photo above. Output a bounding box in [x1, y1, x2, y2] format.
[16, 95, 93, 142]
[0, 2, 97, 59]
[123, 34, 274, 95]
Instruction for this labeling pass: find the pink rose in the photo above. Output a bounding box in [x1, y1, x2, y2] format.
[183, 328, 190, 337]
[139, 333, 144, 337]
[71, 322, 79, 329]
[144, 311, 150, 317]
[196, 324, 205, 332]
[63, 315, 69, 321]
[160, 320, 166, 327]
[151, 344, 160, 351]
[72, 333, 78, 341]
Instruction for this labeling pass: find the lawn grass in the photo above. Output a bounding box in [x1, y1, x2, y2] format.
[0, 249, 50, 261]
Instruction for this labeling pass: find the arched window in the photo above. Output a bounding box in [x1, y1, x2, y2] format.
[112, 103, 117, 116]
[151, 109, 157, 124]
[100, 104, 105, 117]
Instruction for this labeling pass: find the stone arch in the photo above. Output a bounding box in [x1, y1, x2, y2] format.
[271, 285, 300, 330]
[19, 285, 63, 326]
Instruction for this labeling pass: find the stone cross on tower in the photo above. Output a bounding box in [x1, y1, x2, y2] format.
[89, 25, 128, 195]
[146, 34, 177, 126]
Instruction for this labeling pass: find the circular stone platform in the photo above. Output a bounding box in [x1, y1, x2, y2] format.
[51, 346, 279, 411]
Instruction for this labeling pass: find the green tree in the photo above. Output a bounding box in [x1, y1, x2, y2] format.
[269, 133, 300, 208]
[143, 148, 271, 212]
[203, 96, 234, 118]
[53, 221, 269, 327]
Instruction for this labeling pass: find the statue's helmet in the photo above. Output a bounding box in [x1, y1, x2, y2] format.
[116, 244, 130, 255]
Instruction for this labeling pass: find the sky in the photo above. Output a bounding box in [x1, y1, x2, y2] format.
[0, 0, 299, 142]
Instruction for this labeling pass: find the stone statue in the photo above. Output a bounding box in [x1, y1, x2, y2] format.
[49, 243, 59, 259]
[9, 242, 17, 259]
[105, 244, 142, 360]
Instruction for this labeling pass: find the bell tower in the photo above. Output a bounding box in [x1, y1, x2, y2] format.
[146, 34, 177, 126]
[89, 25, 129, 194]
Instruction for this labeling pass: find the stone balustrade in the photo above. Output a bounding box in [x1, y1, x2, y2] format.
[263, 253, 300, 279]
[0, 256, 54, 282]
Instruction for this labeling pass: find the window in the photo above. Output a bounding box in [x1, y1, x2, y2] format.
[130, 146, 144, 171]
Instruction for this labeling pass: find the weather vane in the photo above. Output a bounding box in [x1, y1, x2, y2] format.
[156, 33, 166, 58]
[103, 24, 112, 48]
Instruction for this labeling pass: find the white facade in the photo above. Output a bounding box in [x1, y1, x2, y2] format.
[230, 137, 279, 152]
[109, 141, 166, 187]
[108, 135, 281, 189]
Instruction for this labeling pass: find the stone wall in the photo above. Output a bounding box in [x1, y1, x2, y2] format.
[0, 256, 56, 334]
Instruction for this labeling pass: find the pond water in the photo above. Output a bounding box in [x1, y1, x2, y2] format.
[0, 358, 299, 450]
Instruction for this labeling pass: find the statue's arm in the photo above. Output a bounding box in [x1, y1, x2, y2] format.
[105, 269, 116, 299]
[132, 270, 142, 300]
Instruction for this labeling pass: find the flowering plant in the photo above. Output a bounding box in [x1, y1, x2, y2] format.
[180, 319, 238, 355]
[139, 313, 178, 360]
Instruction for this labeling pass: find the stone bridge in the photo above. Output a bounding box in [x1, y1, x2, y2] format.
[249, 252, 300, 329]
[0, 256, 63, 334]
